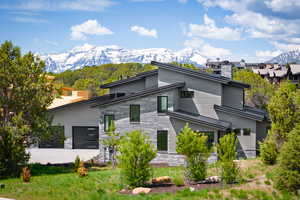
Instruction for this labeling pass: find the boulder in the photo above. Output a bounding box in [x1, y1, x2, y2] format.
[199, 176, 221, 184]
[132, 187, 151, 195]
[152, 176, 172, 184]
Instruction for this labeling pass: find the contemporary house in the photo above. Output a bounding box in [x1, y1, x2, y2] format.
[30, 61, 269, 166]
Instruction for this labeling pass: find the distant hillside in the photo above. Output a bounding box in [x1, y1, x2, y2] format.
[267, 50, 300, 64]
[39, 44, 207, 73]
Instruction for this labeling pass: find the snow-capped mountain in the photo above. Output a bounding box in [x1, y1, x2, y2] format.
[38, 44, 207, 73]
[267, 50, 300, 64]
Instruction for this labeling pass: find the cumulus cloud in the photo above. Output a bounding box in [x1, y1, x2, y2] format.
[70, 19, 113, 40]
[184, 38, 232, 58]
[255, 50, 282, 60]
[264, 0, 300, 13]
[187, 14, 242, 40]
[0, 0, 116, 12]
[130, 26, 157, 38]
[271, 41, 300, 51]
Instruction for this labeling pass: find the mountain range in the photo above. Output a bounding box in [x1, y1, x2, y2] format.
[39, 44, 300, 73]
[267, 50, 300, 64]
[39, 44, 207, 73]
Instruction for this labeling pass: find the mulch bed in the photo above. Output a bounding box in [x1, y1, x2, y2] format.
[119, 182, 222, 194]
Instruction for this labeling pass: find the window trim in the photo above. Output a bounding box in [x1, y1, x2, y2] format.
[157, 130, 168, 151]
[130, 104, 140, 123]
[104, 114, 114, 132]
[157, 96, 168, 113]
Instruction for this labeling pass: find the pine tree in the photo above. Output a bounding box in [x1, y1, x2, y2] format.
[0, 41, 55, 177]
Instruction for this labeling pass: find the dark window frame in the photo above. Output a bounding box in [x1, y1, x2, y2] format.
[233, 128, 241, 136]
[39, 126, 65, 149]
[157, 96, 168, 113]
[72, 126, 99, 149]
[130, 104, 140, 122]
[157, 130, 168, 151]
[180, 90, 195, 98]
[243, 128, 251, 136]
[104, 114, 114, 132]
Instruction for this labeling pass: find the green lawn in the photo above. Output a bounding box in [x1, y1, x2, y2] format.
[0, 160, 298, 200]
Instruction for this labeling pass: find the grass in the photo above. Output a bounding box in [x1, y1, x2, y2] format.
[0, 159, 299, 200]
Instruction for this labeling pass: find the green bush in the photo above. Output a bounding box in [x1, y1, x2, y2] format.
[217, 133, 239, 184]
[273, 127, 300, 194]
[118, 130, 156, 187]
[74, 155, 80, 172]
[176, 123, 210, 181]
[259, 133, 278, 165]
[173, 176, 185, 186]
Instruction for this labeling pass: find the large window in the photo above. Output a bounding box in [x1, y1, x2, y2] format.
[157, 96, 168, 113]
[130, 105, 140, 122]
[180, 91, 194, 98]
[157, 130, 168, 151]
[73, 126, 99, 149]
[104, 115, 114, 132]
[39, 126, 64, 148]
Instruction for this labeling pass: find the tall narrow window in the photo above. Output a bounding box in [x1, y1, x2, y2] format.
[157, 130, 168, 151]
[130, 105, 140, 122]
[104, 115, 114, 132]
[157, 96, 168, 113]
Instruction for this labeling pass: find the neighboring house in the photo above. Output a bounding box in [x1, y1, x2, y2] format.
[30, 62, 269, 166]
[252, 64, 300, 84]
[206, 60, 246, 74]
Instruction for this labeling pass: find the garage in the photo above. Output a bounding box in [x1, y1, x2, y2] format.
[72, 126, 99, 149]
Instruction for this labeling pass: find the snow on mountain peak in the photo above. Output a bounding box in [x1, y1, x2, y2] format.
[40, 44, 208, 73]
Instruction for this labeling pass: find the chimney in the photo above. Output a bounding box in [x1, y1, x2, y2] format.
[221, 64, 232, 79]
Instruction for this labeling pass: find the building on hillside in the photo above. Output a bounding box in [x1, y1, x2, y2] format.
[206, 60, 246, 74]
[30, 62, 269, 166]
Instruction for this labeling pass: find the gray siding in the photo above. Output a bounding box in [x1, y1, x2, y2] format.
[145, 74, 158, 88]
[222, 85, 244, 109]
[158, 68, 222, 118]
[49, 103, 100, 149]
[216, 111, 257, 158]
[109, 79, 145, 94]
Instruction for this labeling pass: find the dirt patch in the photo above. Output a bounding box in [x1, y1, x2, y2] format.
[119, 183, 222, 195]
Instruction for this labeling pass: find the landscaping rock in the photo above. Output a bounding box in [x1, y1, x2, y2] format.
[189, 187, 195, 192]
[199, 176, 221, 184]
[132, 187, 151, 195]
[152, 176, 172, 184]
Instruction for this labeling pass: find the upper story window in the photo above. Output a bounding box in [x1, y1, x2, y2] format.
[130, 105, 140, 122]
[104, 115, 114, 132]
[157, 96, 168, 113]
[180, 91, 194, 98]
[243, 128, 251, 136]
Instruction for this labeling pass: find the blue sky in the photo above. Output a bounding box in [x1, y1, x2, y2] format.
[1, 0, 300, 62]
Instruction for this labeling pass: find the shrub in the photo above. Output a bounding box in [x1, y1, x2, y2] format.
[173, 176, 185, 186]
[259, 133, 278, 165]
[118, 130, 156, 187]
[273, 127, 300, 194]
[176, 124, 210, 181]
[217, 133, 239, 184]
[77, 162, 88, 177]
[74, 155, 80, 172]
[21, 167, 31, 182]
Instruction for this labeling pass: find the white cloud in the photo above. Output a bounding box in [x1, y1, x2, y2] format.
[265, 0, 300, 12]
[130, 26, 157, 38]
[11, 16, 47, 23]
[70, 20, 113, 40]
[271, 41, 300, 51]
[255, 50, 282, 59]
[187, 14, 242, 40]
[0, 0, 116, 12]
[184, 38, 232, 58]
